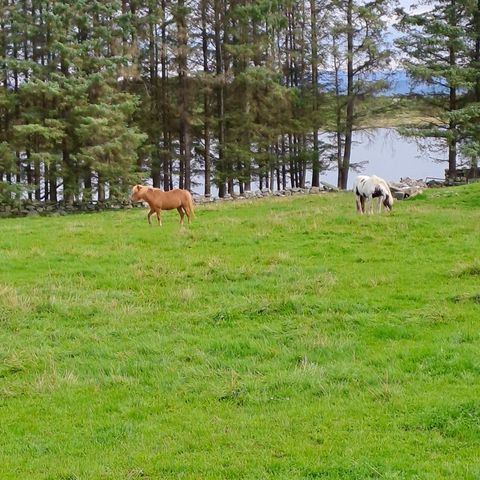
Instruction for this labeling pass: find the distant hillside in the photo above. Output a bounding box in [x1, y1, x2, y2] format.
[388, 70, 449, 96]
[319, 70, 448, 96]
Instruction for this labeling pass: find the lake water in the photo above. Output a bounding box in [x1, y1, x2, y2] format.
[192, 128, 448, 196]
[319, 128, 447, 189]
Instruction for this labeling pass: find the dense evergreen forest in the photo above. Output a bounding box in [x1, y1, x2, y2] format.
[0, 0, 479, 203]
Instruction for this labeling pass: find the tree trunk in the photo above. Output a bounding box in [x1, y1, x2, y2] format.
[98, 174, 106, 202]
[201, 0, 211, 196]
[475, 0, 480, 101]
[34, 159, 41, 200]
[62, 141, 74, 203]
[214, 0, 226, 197]
[83, 166, 92, 202]
[448, 87, 457, 176]
[447, 10, 458, 177]
[339, 0, 354, 190]
[161, 0, 171, 191]
[176, 0, 191, 191]
[49, 163, 57, 202]
[149, 3, 161, 188]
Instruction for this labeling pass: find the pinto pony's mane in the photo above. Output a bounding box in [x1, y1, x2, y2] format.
[353, 175, 393, 214]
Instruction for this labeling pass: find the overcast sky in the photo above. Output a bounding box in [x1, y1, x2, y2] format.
[395, 0, 431, 14]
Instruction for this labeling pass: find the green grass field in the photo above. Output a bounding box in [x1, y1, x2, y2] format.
[1, 184, 480, 479]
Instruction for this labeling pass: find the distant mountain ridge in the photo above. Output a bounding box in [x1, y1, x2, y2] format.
[387, 70, 448, 95]
[319, 70, 448, 96]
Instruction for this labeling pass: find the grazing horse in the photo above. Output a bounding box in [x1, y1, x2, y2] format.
[130, 184, 195, 226]
[353, 175, 393, 214]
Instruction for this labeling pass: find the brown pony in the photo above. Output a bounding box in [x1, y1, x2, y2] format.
[131, 184, 195, 226]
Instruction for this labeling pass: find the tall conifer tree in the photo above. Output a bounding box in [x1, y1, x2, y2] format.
[396, 0, 471, 177]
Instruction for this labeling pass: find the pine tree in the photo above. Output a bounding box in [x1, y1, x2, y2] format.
[396, 0, 472, 178]
[327, 0, 392, 189]
[449, 0, 480, 171]
[75, 77, 147, 201]
[3, 0, 146, 203]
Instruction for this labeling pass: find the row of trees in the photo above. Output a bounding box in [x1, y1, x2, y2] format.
[0, 0, 479, 203]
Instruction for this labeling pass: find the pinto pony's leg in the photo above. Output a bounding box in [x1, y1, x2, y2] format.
[360, 196, 366, 214]
[368, 198, 374, 215]
[177, 207, 185, 225]
[156, 209, 162, 226]
[147, 209, 155, 225]
[356, 195, 363, 214]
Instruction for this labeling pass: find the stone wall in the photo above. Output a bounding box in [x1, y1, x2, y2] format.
[445, 167, 480, 185]
[194, 185, 335, 204]
[0, 200, 141, 218]
[0, 185, 335, 218]
[0, 180, 439, 218]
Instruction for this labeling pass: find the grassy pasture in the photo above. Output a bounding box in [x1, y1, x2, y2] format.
[1, 184, 480, 479]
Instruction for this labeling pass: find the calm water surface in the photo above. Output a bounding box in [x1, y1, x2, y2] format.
[320, 128, 446, 189]
[192, 128, 447, 195]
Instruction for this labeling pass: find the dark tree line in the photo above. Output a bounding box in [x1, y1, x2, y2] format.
[0, 0, 479, 203]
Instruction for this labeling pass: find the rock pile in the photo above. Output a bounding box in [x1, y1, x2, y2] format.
[388, 177, 427, 200]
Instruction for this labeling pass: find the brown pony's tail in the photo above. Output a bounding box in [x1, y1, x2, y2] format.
[188, 191, 195, 220]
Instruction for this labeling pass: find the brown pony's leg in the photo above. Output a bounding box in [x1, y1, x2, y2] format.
[156, 209, 162, 226]
[183, 205, 191, 224]
[147, 209, 154, 225]
[177, 207, 185, 225]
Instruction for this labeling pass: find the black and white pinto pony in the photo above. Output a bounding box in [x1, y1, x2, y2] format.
[353, 175, 394, 214]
